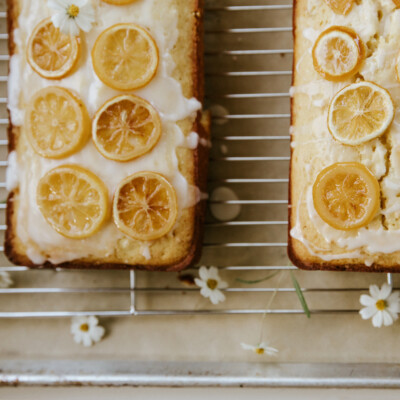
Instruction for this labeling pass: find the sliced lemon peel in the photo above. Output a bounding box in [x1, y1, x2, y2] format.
[113, 171, 178, 241]
[328, 81, 394, 145]
[313, 162, 380, 231]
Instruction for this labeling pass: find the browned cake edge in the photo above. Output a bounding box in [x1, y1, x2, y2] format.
[287, 0, 400, 273]
[4, 0, 210, 272]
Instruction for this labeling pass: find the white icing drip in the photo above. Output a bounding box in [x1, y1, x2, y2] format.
[290, 191, 362, 261]
[303, 187, 400, 256]
[302, 27, 319, 43]
[365, 259, 374, 267]
[7, 55, 23, 126]
[6, 151, 19, 192]
[26, 248, 46, 265]
[184, 132, 199, 149]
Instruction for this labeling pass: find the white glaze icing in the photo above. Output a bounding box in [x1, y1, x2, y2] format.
[7, 0, 202, 264]
[6, 151, 19, 192]
[291, 0, 400, 261]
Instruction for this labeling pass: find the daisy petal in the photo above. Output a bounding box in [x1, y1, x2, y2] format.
[210, 289, 225, 305]
[360, 294, 375, 306]
[48, 0, 68, 11]
[70, 22, 80, 36]
[82, 335, 93, 347]
[87, 316, 98, 326]
[72, 333, 81, 344]
[51, 13, 68, 30]
[388, 301, 400, 314]
[379, 283, 392, 300]
[264, 347, 279, 356]
[91, 326, 105, 341]
[359, 306, 376, 320]
[387, 308, 399, 321]
[372, 311, 383, 327]
[200, 287, 211, 299]
[194, 278, 206, 288]
[388, 291, 400, 304]
[241, 343, 255, 351]
[382, 310, 394, 326]
[369, 284, 380, 299]
[208, 266, 220, 279]
[56, 15, 70, 35]
[198, 266, 209, 281]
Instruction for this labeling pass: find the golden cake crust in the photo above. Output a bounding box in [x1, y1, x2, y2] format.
[288, 0, 400, 272]
[5, 0, 210, 271]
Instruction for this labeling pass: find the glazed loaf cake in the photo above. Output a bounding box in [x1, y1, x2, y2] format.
[289, 0, 400, 272]
[5, 0, 209, 271]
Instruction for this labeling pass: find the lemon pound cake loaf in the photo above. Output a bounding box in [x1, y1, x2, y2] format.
[289, 0, 400, 272]
[5, 0, 210, 271]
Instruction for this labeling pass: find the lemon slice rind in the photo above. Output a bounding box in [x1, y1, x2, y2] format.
[26, 87, 90, 159]
[313, 162, 380, 231]
[113, 171, 178, 241]
[92, 23, 159, 91]
[92, 94, 161, 162]
[312, 26, 364, 81]
[328, 81, 394, 146]
[27, 18, 80, 80]
[37, 165, 109, 239]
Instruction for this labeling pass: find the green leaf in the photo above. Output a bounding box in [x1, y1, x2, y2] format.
[236, 271, 279, 285]
[290, 271, 311, 318]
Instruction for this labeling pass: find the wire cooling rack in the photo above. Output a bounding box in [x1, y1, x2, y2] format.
[0, 0, 394, 318]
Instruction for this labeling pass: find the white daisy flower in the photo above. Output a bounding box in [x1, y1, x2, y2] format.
[194, 266, 228, 305]
[48, 0, 95, 36]
[241, 342, 279, 356]
[71, 316, 105, 347]
[0, 271, 13, 288]
[359, 283, 400, 328]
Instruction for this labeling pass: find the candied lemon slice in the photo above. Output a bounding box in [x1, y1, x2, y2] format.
[313, 162, 380, 231]
[328, 81, 394, 145]
[92, 23, 159, 91]
[93, 95, 161, 162]
[27, 18, 80, 80]
[26, 87, 90, 159]
[101, 0, 137, 4]
[37, 165, 109, 239]
[113, 172, 178, 241]
[312, 26, 364, 81]
[324, 0, 354, 14]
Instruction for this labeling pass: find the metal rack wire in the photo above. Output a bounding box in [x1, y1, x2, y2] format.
[0, 0, 393, 318]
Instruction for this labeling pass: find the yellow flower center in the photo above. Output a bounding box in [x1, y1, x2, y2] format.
[207, 279, 218, 290]
[255, 348, 265, 355]
[376, 299, 387, 311]
[80, 323, 89, 332]
[67, 5, 80, 18]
